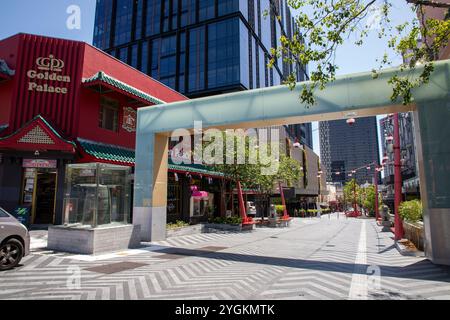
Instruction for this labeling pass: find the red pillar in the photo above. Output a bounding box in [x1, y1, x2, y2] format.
[237, 181, 251, 223]
[393, 113, 404, 240]
[279, 182, 289, 219]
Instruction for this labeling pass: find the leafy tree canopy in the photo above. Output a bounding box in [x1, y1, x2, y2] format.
[270, 0, 450, 106]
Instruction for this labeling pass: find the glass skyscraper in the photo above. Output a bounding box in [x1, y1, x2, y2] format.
[319, 117, 380, 185]
[93, 0, 313, 147]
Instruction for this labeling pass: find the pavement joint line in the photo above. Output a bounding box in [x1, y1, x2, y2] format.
[348, 220, 368, 300]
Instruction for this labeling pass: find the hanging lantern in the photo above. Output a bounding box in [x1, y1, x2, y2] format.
[293, 138, 302, 149]
[386, 135, 394, 143]
[366, 166, 371, 170]
[346, 118, 356, 125]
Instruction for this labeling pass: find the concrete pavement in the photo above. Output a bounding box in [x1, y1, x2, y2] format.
[1, 214, 449, 300]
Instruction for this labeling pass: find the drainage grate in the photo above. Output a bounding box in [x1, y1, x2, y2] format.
[85, 262, 147, 274]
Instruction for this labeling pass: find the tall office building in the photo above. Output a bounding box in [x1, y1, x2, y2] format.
[319, 117, 380, 185]
[93, 0, 313, 148]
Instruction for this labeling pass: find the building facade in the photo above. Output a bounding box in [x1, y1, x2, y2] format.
[0, 33, 186, 226]
[93, 0, 313, 148]
[379, 113, 420, 208]
[319, 117, 380, 185]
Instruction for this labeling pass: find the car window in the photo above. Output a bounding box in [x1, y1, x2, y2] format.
[0, 208, 10, 218]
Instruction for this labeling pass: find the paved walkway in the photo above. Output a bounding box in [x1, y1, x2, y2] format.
[1, 214, 450, 300]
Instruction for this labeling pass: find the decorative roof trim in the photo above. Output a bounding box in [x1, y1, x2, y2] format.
[82, 71, 165, 105]
[0, 59, 15, 77]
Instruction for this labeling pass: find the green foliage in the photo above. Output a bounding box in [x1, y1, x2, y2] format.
[208, 216, 243, 225]
[271, 0, 450, 107]
[399, 199, 423, 222]
[167, 220, 190, 229]
[275, 205, 286, 214]
[344, 179, 362, 206]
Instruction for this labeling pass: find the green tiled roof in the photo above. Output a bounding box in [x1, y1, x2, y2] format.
[82, 71, 165, 105]
[168, 159, 224, 177]
[0, 59, 15, 77]
[78, 139, 135, 164]
[78, 139, 224, 177]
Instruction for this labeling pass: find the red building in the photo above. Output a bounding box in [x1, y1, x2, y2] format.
[0, 33, 186, 225]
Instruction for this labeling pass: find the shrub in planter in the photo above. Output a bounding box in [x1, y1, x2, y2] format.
[399, 200, 423, 223]
[209, 216, 243, 225]
[167, 220, 190, 230]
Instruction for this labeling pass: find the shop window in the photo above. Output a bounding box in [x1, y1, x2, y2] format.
[99, 97, 119, 132]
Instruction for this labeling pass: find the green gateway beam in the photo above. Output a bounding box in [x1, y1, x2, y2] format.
[135, 60, 450, 265]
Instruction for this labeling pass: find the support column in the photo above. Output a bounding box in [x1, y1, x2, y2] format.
[133, 132, 168, 242]
[414, 100, 450, 266]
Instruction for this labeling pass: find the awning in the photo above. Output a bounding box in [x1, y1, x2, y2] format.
[82, 71, 165, 106]
[168, 159, 225, 178]
[77, 138, 225, 178]
[77, 138, 135, 166]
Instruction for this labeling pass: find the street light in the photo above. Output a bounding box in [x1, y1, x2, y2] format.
[346, 118, 356, 125]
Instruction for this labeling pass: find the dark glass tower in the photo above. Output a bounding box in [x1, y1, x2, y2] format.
[93, 0, 313, 148]
[319, 117, 380, 185]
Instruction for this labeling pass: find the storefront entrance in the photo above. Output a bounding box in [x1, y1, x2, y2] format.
[34, 170, 57, 224]
[21, 162, 58, 225]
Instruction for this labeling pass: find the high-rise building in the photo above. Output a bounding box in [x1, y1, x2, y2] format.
[319, 117, 380, 185]
[93, 0, 313, 148]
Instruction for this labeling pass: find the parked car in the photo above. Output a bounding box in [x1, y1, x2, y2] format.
[0, 207, 30, 271]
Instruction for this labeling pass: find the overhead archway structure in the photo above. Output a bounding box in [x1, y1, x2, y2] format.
[135, 60, 450, 265]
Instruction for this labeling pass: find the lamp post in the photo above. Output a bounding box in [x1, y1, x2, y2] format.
[393, 113, 404, 240]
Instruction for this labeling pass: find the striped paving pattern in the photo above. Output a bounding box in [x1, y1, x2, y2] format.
[1, 216, 449, 300]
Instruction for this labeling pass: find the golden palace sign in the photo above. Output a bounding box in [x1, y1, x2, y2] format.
[27, 54, 71, 94]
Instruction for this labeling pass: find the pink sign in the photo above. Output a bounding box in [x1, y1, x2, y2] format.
[23, 159, 57, 168]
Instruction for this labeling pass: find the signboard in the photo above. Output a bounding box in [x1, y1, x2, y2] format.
[23, 159, 57, 168]
[12, 206, 31, 228]
[27, 54, 71, 94]
[122, 107, 137, 132]
[282, 187, 296, 200]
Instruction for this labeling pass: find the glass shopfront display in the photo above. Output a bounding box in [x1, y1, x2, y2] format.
[63, 163, 131, 228]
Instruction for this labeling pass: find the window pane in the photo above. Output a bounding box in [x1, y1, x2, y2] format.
[199, 0, 215, 21]
[218, 0, 238, 16]
[130, 44, 138, 68]
[99, 97, 119, 132]
[135, 0, 144, 39]
[146, 0, 161, 36]
[114, 0, 133, 46]
[188, 27, 205, 92]
[207, 18, 240, 89]
[93, 0, 113, 49]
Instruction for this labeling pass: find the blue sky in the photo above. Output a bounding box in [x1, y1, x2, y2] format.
[1, 1, 416, 159]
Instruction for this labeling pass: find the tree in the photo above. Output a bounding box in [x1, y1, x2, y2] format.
[343, 179, 362, 208]
[269, 0, 450, 106]
[209, 134, 302, 218]
[362, 184, 383, 216]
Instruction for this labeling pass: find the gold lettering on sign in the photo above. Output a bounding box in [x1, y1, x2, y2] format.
[27, 54, 71, 94]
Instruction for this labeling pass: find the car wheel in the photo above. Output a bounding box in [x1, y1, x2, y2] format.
[0, 239, 24, 271]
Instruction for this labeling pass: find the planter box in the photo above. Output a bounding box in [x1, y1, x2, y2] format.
[203, 223, 243, 232]
[268, 217, 292, 228]
[48, 224, 141, 255]
[402, 220, 424, 251]
[166, 224, 204, 238]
